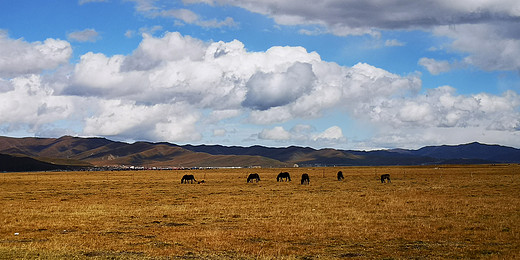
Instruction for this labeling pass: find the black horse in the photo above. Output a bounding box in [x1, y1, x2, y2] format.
[277, 172, 291, 182]
[380, 174, 391, 183]
[247, 173, 260, 183]
[337, 171, 344, 181]
[181, 174, 196, 184]
[301, 173, 310, 185]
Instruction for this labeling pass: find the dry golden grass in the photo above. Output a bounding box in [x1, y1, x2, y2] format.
[1, 165, 519, 259]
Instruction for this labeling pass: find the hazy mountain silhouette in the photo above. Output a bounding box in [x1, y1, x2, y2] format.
[413, 142, 520, 163]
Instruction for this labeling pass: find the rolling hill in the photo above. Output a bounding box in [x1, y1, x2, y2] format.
[0, 136, 289, 170]
[0, 153, 90, 172]
[0, 135, 519, 172]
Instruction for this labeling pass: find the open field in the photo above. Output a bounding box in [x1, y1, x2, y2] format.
[1, 165, 520, 259]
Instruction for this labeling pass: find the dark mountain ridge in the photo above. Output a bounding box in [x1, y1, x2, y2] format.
[178, 142, 520, 166]
[414, 142, 520, 163]
[179, 144, 317, 162]
[0, 135, 519, 172]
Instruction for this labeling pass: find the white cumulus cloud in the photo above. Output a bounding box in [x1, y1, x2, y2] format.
[0, 75, 78, 133]
[128, 1, 237, 29]
[258, 125, 347, 146]
[385, 39, 405, 47]
[158, 8, 237, 28]
[0, 31, 71, 78]
[258, 126, 291, 140]
[184, 0, 520, 72]
[83, 100, 201, 142]
[418, 57, 452, 75]
[434, 23, 520, 71]
[191, 0, 520, 34]
[67, 28, 100, 42]
[1, 31, 519, 148]
[243, 62, 316, 110]
[312, 126, 346, 142]
[67, 32, 518, 143]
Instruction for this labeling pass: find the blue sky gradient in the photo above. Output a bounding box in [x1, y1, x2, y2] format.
[1, 0, 519, 149]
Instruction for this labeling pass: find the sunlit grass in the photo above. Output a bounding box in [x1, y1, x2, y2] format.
[1, 165, 519, 258]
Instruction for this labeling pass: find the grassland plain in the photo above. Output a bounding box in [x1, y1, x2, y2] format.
[1, 165, 519, 259]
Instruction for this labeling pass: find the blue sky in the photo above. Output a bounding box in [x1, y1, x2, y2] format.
[1, 0, 519, 149]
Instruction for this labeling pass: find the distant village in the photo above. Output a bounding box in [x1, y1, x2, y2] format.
[83, 164, 272, 172]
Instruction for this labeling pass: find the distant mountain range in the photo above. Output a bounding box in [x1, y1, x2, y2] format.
[0, 136, 519, 172]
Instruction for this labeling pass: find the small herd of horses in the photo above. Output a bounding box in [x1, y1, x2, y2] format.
[181, 171, 391, 184]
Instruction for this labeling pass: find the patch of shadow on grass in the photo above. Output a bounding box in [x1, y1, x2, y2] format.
[1, 238, 49, 243]
[164, 222, 190, 227]
[135, 234, 156, 239]
[244, 237, 270, 243]
[151, 220, 191, 227]
[399, 240, 430, 250]
[84, 250, 145, 258]
[468, 249, 500, 258]
[153, 241, 172, 248]
[338, 252, 363, 258]
[175, 251, 201, 259]
[464, 226, 486, 231]
[83, 251, 106, 257]
[103, 231, 130, 235]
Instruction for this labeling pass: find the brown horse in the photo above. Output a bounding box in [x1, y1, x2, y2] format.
[181, 174, 196, 184]
[380, 174, 391, 183]
[247, 173, 260, 183]
[337, 171, 344, 181]
[301, 173, 310, 185]
[277, 172, 291, 182]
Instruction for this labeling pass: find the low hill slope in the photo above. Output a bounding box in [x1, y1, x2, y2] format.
[0, 136, 519, 171]
[0, 153, 90, 172]
[0, 136, 288, 168]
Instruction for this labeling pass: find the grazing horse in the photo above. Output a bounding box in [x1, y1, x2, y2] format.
[247, 173, 261, 183]
[277, 172, 291, 182]
[301, 173, 310, 185]
[380, 174, 391, 183]
[181, 174, 196, 184]
[337, 171, 344, 181]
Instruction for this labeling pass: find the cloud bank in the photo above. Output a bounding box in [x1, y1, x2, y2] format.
[0, 32, 519, 148]
[127, 0, 237, 29]
[183, 0, 520, 72]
